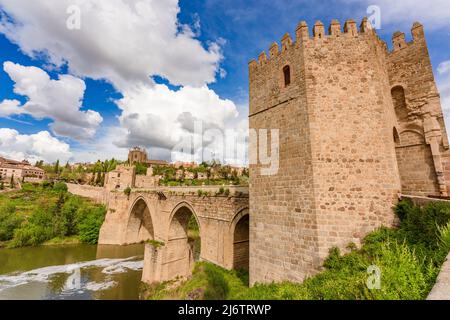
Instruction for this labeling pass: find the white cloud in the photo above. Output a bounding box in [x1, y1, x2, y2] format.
[0, 128, 72, 163]
[114, 84, 238, 152]
[0, 62, 103, 141]
[344, 0, 450, 30]
[437, 62, 450, 137]
[70, 127, 129, 163]
[438, 61, 450, 75]
[0, 0, 223, 91]
[0, 99, 22, 117]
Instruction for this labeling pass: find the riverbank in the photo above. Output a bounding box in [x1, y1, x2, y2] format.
[0, 236, 81, 249]
[144, 200, 450, 300]
[0, 182, 106, 249]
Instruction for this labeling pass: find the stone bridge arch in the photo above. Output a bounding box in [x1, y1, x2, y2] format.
[124, 196, 155, 245]
[163, 201, 202, 280]
[229, 208, 250, 270]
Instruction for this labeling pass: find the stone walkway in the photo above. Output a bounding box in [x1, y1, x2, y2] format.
[427, 253, 450, 300]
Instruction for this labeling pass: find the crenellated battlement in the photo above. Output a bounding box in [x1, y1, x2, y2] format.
[390, 21, 425, 53]
[249, 18, 426, 70]
[249, 18, 382, 69]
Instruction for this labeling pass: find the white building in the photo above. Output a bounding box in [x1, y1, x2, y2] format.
[0, 157, 45, 181]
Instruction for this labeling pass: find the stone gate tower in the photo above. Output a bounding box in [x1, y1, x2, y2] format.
[248, 19, 449, 284]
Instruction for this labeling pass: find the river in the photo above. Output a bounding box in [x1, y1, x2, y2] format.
[0, 244, 145, 300]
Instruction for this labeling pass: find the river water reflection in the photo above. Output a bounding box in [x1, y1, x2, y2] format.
[0, 244, 145, 300]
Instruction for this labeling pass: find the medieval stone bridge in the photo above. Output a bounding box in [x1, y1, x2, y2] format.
[95, 185, 249, 284]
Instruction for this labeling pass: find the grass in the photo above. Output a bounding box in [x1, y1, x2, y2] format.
[43, 236, 81, 246]
[142, 263, 249, 300]
[144, 199, 450, 300]
[0, 185, 60, 218]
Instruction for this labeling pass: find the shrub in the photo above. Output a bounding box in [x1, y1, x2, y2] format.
[146, 239, 165, 248]
[59, 196, 83, 236]
[124, 187, 132, 197]
[10, 223, 53, 247]
[366, 241, 437, 300]
[135, 162, 148, 175]
[42, 180, 54, 189]
[0, 204, 23, 241]
[395, 199, 450, 249]
[53, 182, 68, 193]
[77, 206, 106, 244]
[436, 221, 450, 263]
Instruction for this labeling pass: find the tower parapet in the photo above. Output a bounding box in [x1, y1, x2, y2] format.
[390, 22, 427, 53]
[392, 31, 407, 51]
[296, 21, 309, 43]
[411, 22, 425, 41]
[344, 19, 357, 36]
[329, 19, 341, 36]
[249, 18, 388, 118]
[313, 20, 325, 39]
[281, 33, 293, 51]
[250, 18, 385, 71]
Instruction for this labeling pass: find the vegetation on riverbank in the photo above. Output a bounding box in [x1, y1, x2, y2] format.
[0, 183, 106, 248]
[144, 200, 450, 300]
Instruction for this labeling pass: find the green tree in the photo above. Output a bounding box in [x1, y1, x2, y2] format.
[89, 173, 95, 185]
[135, 162, 148, 175]
[95, 172, 102, 185]
[77, 206, 106, 244]
[10, 175, 15, 188]
[54, 160, 60, 175]
[51, 193, 67, 237]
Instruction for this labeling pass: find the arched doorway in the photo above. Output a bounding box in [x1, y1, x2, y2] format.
[391, 85, 408, 122]
[125, 198, 154, 244]
[232, 213, 249, 270]
[393, 127, 400, 146]
[166, 204, 201, 279]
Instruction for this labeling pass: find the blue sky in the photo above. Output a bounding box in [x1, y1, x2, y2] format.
[0, 0, 449, 164]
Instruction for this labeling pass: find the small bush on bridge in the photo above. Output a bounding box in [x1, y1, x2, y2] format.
[146, 239, 165, 248]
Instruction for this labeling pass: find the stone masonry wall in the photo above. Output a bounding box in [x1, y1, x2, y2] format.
[249, 26, 320, 284]
[395, 132, 439, 196]
[67, 183, 107, 204]
[304, 21, 401, 261]
[387, 23, 449, 196]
